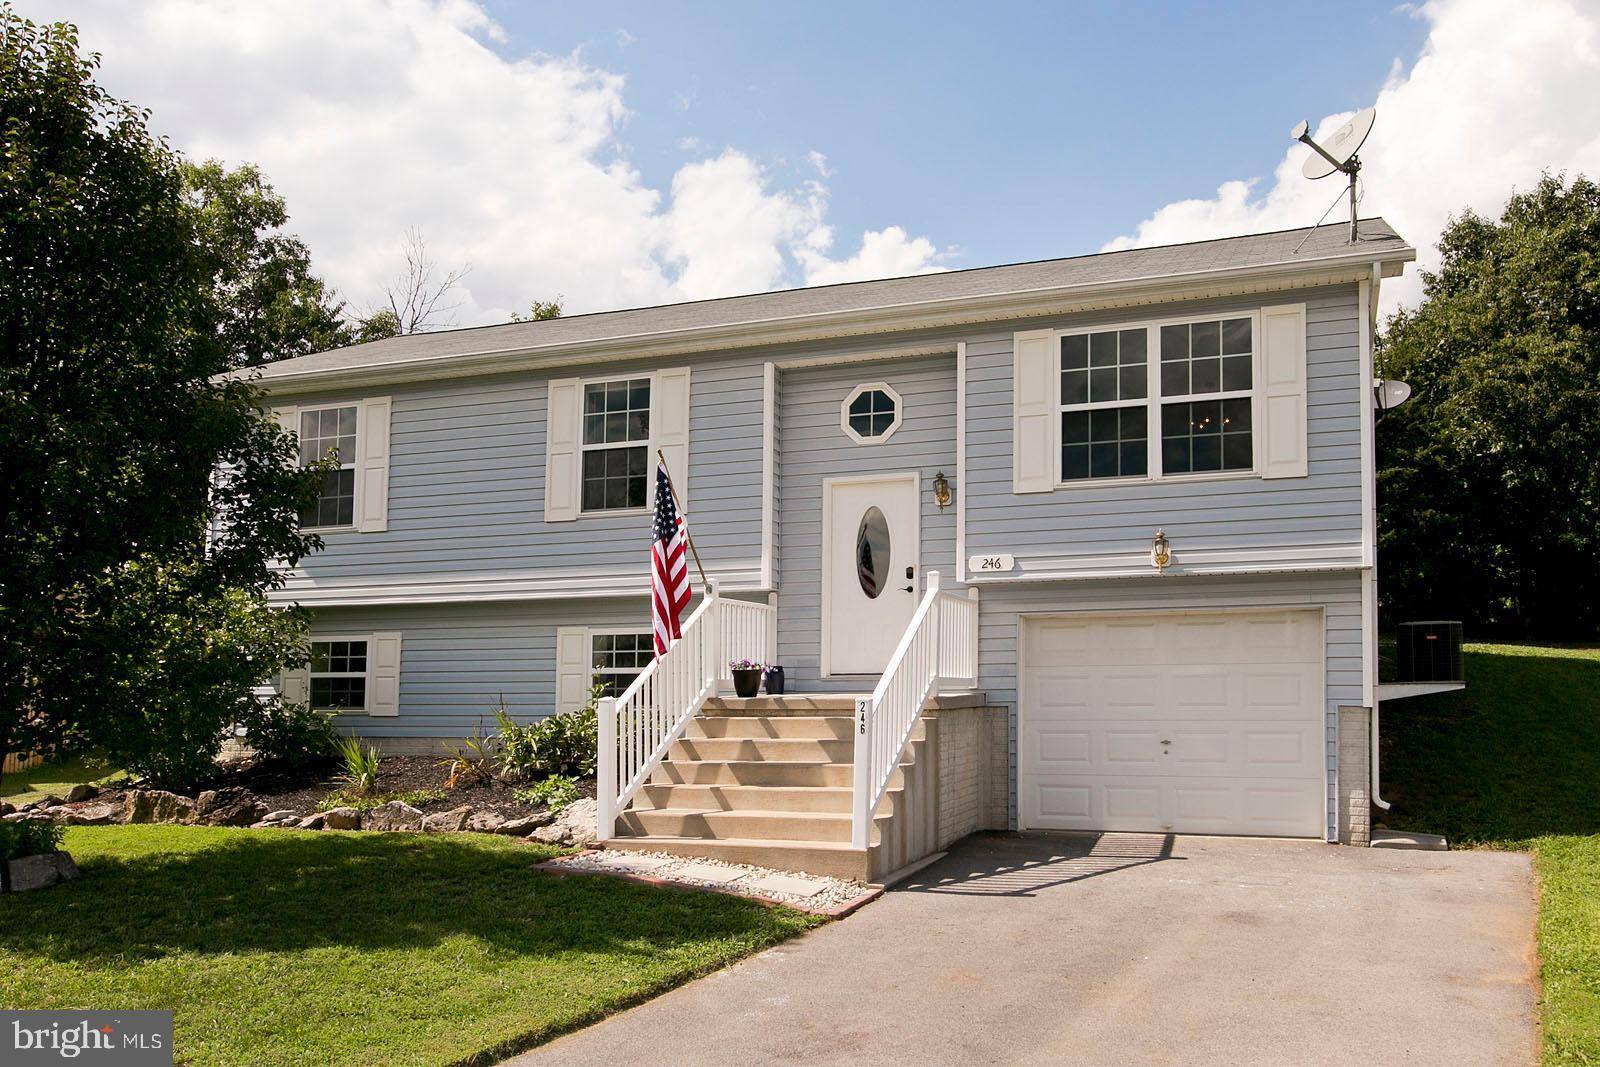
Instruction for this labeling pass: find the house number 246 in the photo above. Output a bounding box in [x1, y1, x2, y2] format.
[968, 553, 1015, 573]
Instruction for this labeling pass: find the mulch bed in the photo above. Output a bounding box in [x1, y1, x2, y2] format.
[63, 757, 596, 822]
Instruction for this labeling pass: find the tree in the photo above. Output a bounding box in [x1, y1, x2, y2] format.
[1377, 173, 1600, 639]
[510, 296, 563, 322]
[183, 160, 351, 367]
[365, 226, 470, 337]
[0, 11, 325, 786]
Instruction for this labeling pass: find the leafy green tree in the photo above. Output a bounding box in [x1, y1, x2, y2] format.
[510, 297, 563, 322]
[1378, 173, 1600, 638]
[0, 11, 325, 787]
[183, 159, 352, 367]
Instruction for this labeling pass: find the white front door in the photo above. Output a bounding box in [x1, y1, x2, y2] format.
[1019, 609, 1326, 837]
[824, 474, 920, 676]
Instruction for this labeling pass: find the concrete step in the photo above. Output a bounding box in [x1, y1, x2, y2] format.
[618, 807, 855, 843]
[686, 715, 855, 740]
[637, 782, 855, 813]
[703, 692, 988, 716]
[668, 736, 853, 764]
[650, 760, 861, 788]
[603, 835, 873, 881]
[703, 695, 862, 715]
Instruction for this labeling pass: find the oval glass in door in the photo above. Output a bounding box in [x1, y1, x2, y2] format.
[856, 506, 890, 598]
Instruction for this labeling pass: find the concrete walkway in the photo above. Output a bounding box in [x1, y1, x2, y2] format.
[509, 833, 1539, 1067]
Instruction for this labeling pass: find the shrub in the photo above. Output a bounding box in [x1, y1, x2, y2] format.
[0, 820, 65, 863]
[334, 737, 381, 797]
[243, 700, 338, 770]
[438, 727, 496, 790]
[495, 688, 599, 781]
[513, 774, 581, 812]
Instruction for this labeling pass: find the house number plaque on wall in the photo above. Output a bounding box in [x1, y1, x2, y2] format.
[968, 553, 1015, 573]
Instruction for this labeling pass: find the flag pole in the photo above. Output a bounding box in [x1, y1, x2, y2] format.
[657, 448, 709, 590]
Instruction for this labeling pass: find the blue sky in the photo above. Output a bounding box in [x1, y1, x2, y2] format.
[46, 0, 1598, 319]
[482, 2, 1428, 268]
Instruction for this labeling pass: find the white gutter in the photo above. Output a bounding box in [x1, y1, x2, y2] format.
[241, 243, 1417, 394]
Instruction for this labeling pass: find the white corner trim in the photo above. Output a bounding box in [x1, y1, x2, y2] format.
[1358, 277, 1376, 569]
[956, 341, 968, 583]
[840, 381, 904, 445]
[760, 361, 776, 590]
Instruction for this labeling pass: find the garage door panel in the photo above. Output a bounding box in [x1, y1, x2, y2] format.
[1021, 610, 1324, 838]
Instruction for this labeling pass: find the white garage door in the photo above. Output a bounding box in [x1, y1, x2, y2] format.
[1020, 610, 1325, 837]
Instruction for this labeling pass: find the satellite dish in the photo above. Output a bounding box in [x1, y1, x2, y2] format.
[1288, 106, 1377, 243]
[1300, 107, 1376, 180]
[1375, 379, 1412, 411]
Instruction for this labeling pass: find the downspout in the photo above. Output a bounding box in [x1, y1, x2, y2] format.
[1367, 261, 1391, 810]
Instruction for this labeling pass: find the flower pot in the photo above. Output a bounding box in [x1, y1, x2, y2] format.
[732, 668, 762, 698]
[763, 665, 786, 695]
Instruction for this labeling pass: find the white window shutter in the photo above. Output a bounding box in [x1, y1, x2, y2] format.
[272, 406, 299, 452]
[1260, 303, 1309, 479]
[555, 627, 591, 713]
[544, 378, 581, 522]
[654, 367, 691, 509]
[356, 396, 391, 532]
[1012, 329, 1057, 493]
[369, 632, 402, 716]
[280, 665, 310, 706]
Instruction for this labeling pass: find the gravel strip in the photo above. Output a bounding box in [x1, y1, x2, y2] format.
[545, 849, 874, 912]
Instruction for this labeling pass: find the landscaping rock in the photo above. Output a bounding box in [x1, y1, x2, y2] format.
[466, 811, 507, 834]
[124, 790, 195, 825]
[3, 851, 79, 892]
[364, 801, 425, 832]
[297, 812, 328, 830]
[0, 801, 11, 815]
[495, 811, 555, 837]
[261, 810, 298, 824]
[422, 806, 473, 833]
[548, 798, 599, 847]
[62, 802, 119, 826]
[194, 787, 267, 827]
[65, 783, 98, 803]
[319, 807, 361, 830]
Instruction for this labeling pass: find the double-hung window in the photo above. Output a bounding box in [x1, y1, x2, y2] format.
[299, 405, 358, 527]
[590, 631, 653, 697]
[309, 639, 367, 711]
[581, 378, 650, 512]
[1057, 314, 1256, 483]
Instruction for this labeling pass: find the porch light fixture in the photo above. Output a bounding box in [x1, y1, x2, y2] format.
[933, 471, 951, 510]
[1151, 529, 1172, 573]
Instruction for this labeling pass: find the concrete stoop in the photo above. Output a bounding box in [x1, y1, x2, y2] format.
[603, 694, 948, 881]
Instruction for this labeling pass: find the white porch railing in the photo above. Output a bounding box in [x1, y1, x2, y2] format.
[596, 580, 776, 841]
[851, 571, 979, 849]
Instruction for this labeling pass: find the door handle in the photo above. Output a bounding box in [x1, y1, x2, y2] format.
[902, 585, 915, 593]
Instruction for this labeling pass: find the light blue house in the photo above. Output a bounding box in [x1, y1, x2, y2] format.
[261, 220, 1414, 877]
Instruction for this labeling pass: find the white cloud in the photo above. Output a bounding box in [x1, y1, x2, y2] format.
[31, 0, 944, 324]
[800, 227, 946, 287]
[1102, 0, 1600, 315]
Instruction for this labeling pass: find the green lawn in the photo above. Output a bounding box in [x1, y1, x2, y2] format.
[0, 826, 821, 1066]
[1, 752, 128, 806]
[1381, 642, 1600, 1065]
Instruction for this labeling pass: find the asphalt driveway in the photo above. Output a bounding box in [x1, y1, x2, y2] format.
[511, 832, 1538, 1066]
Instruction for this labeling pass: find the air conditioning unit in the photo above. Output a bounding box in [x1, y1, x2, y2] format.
[1396, 621, 1464, 683]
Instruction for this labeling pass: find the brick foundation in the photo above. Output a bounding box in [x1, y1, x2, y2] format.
[1337, 705, 1371, 846]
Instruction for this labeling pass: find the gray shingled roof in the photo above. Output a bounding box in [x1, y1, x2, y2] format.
[256, 219, 1410, 381]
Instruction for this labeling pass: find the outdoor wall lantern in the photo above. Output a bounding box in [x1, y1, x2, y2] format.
[933, 471, 951, 510]
[1151, 529, 1172, 573]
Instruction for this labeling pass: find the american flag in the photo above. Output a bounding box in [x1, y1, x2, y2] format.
[651, 463, 692, 656]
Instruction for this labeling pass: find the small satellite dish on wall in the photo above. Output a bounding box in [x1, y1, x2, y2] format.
[1290, 107, 1376, 243]
[1374, 379, 1412, 412]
